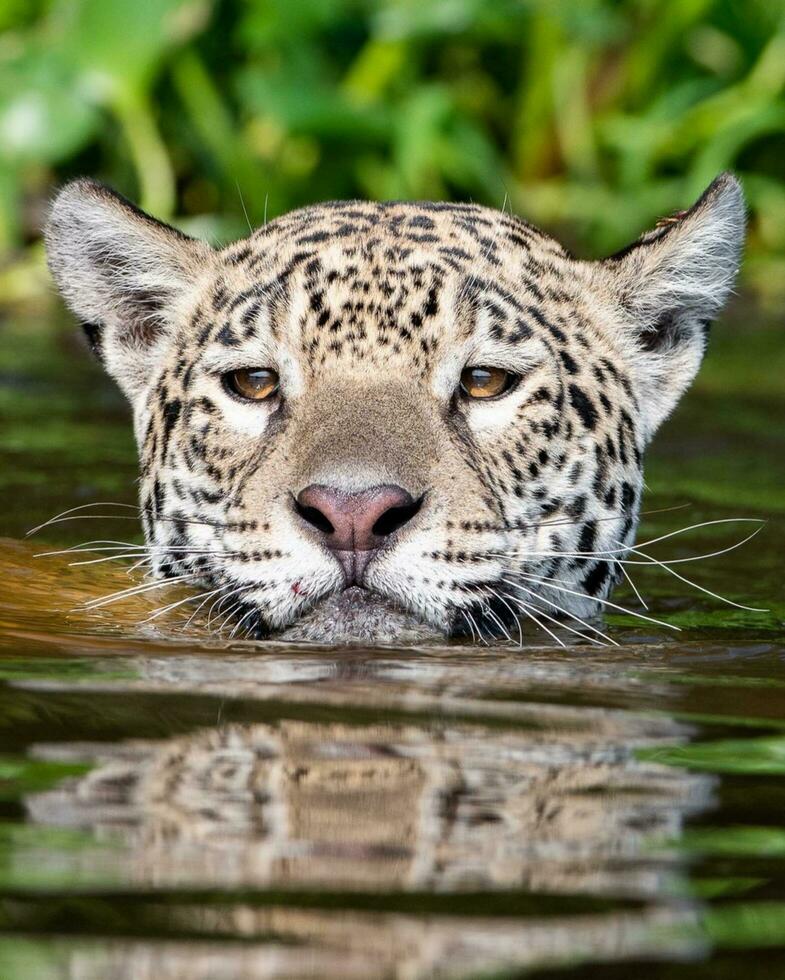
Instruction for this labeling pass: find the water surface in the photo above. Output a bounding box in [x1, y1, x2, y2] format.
[0, 313, 783, 978]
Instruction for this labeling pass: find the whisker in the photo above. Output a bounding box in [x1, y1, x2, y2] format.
[229, 606, 259, 640]
[629, 546, 768, 613]
[508, 501, 694, 534]
[484, 586, 524, 646]
[127, 557, 154, 575]
[215, 599, 252, 634]
[503, 587, 604, 647]
[479, 596, 514, 644]
[507, 581, 618, 646]
[624, 525, 764, 568]
[618, 563, 649, 610]
[634, 517, 765, 553]
[207, 583, 256, 631]
[459, 608, 478, 643]
[508, 573, 681, 632]
[490, 517, 765, 565]
[143, 581, 241, 625]
[36, 540, 146, 557]
[26, 502, 141, 537]
[68, 552, 153, 568]
[502, 525, 765, 577]
[460, 607, 487, 645]
[509, 596, 567, 648]
[29, 515, 150, 530]
[183, 584, 234, 631]
[44, 540, 235, 555]
[68, 549, 239, 568]
[29, 510, 253, 535]
[446, 502, 695, 540]
[82, 574, 197, 611]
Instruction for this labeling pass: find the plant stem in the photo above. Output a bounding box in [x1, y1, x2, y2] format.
[114, 90, 175, 219]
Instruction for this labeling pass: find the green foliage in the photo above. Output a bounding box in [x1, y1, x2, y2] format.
[639, 735, 785, 775]
[0, 756, 91, 800]
[703, 901, 785, 949]
[1, 0, 785, 283]
[682, 825, 785, 857]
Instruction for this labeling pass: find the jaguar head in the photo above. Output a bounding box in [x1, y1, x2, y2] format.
[45, 176, 744, 644]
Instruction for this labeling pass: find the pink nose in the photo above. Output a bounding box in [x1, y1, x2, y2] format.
[295, 484, 420, 583]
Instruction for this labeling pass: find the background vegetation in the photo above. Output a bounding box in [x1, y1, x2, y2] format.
[1, 0, 785, 308]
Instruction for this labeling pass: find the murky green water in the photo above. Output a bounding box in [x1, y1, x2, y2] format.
[0, 313, 783, 978]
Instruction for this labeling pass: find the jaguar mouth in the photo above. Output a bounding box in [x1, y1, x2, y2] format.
[277, 586, 443, 645]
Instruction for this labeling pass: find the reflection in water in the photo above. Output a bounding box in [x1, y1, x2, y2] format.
[21, 650, 711, 978]
[30, 714, 708, 896]
[28, 910, 702, 980]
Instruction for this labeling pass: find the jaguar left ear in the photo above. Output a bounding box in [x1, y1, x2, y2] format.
[599, 173, 746, 442]
[45, 179, 216, 402]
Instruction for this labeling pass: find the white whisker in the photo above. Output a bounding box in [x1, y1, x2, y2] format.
[459, 608, 479, 643]
[507, 581, 618, 646]
[510, 596, 567, 648]
[27, 502, 139, 537]
[503, 587, 604, 647]
[68, 549, 237, 568]
[484, 586, 524, 646]
[480, 598, 514, 644]
[229, 606, 259, 639]
[183, 584, 233, 631]
[489, 517, 765, 564]
[207, 584, 256, 631]
[629, 546, 768, 613]
[82, 574, 196, 611]
[141, 582, 231, 624]
[36, 540, 146, 557]
[509, 573, 681, 632]
[618, 563, 648, 610]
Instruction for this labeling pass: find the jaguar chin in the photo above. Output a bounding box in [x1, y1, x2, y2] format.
[45, 175, 744, 645]
[274, 588, 440, 645]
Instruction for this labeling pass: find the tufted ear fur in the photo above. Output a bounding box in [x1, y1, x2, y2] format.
[600, 173, 745, 442]
[45, 179, 215, 402]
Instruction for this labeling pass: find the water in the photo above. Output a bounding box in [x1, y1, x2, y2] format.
[0, 313, 783, 978]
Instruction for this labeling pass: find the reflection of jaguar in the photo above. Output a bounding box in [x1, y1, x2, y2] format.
[29, 707, 709, 978]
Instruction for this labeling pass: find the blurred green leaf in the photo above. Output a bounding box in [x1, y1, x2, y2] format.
[52, 0, 210, 102]
[639, 736, 785, 775]
[0, 50, 98, 166]
[0, 756, 91, 801]
[1, 0, 785, 296]
[681, 826, 785, 857]
[703, 901, 785, 948]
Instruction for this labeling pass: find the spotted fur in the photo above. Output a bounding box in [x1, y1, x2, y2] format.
[44, 175, 745, 644]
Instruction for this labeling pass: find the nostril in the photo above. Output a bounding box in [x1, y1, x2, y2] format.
[295, 484, 423, 553]
[294, 500, 335, 535]
[372, 495, 423, 537]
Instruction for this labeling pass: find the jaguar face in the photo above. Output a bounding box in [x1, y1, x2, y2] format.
[44, 176, 744, 644]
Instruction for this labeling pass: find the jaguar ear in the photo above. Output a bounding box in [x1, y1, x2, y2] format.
[45, 179, 215, 401]
[600, 173, 745, 442]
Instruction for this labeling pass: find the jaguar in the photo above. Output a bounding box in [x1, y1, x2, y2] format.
[44, 174, 745, 644]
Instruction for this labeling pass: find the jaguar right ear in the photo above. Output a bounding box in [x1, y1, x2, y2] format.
[45, 179, 216, 402]
[597, 173, 745, 443]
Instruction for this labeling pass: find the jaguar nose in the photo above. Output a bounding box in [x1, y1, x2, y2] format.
[295, 484, 421, 582]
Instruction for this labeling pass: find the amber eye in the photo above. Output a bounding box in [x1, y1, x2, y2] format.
[225, 367, 280, 401]
[459, 366, 516, 400]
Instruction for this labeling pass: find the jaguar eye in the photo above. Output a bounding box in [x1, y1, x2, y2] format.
[459, 366, 516, 400]
[225, 367, 280, 401]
